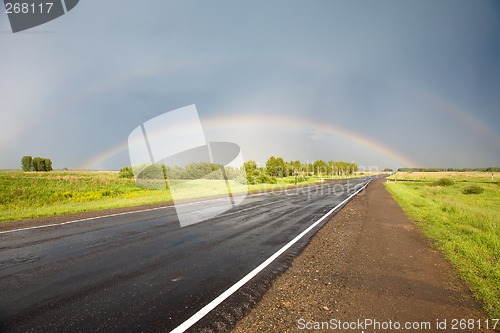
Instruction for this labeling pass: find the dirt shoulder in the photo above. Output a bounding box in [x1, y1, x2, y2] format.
[232, 177, 494, 332]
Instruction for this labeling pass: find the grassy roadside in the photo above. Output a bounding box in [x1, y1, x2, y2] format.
[385, 172, 500, 318]
[0, 171, 167, 222]
[0, 170, 371, 222]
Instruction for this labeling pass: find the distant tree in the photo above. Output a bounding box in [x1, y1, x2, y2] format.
[32, 157, 42, 171]
[327, 161, 358, 177]
[302, 162, 314, 175]
[243, 160, 258, 175]
[266, 156, 286, 177]
[240, 160, 259, 184]
[44, 158, 53, 171]
[21, 155, 33, 171]
[286, 160, 302, 177]
[184, 162, 213, 180]
[31, 157, 52, 172]
[38, 158, 46, 171]
[348, 162, 358, 174]
[313, 160, 328, 176]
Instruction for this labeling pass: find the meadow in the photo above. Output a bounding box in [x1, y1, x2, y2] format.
[389, 171, 497, 183]
[0, 171, 170, 222]
[0, 170, 369, 222]
[385, 172, 500, 318]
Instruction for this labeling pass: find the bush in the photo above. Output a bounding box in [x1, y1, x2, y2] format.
[234, 169, 278, 185]
[257, 172, 277, 184]
[246, 175, 256, 185]
[119, 166, 134, 178]
[462, 185, 484, 195]
[433, 178, 454, 186]
[287, 175, 308, 184]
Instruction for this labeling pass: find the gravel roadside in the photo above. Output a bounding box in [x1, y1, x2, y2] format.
[231, 177, 494, 333]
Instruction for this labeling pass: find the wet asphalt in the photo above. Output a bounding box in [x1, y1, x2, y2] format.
[0, 178, 370, 332]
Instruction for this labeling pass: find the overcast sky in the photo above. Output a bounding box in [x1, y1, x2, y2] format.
[1, 0, 499, 170]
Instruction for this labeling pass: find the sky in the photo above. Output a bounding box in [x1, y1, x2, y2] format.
[1, 0, 499, 171]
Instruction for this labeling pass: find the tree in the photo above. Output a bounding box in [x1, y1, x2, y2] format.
[32, 157, 42, 171]
[21, 156, 33, 171]
[240, 160, 257, 184]
[266, 156, 285, 177]
[348, 162, 358, 174]
[44, 158, 53, 171]
[285, 160, 302, 177]
[327, 161, 358, 177]
[31, 157, 53, 172]
[313, 160, 328, 176]
[184, 162, 213, 180]
[302, 162, 314, 175]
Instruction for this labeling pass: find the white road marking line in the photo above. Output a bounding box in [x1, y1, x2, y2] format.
[169, 180, 371, 333]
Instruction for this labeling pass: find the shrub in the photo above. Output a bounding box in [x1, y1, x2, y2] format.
[288, 175, 308, 184]
[433, 178, 454, 186]
[257, 172, 277, 184]
[462, 185, 484, 195]
[119, 166, 134, 178]
[246, 175, 256, 185]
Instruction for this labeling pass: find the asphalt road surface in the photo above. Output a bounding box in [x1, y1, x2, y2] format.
[0, 177, 371, 332]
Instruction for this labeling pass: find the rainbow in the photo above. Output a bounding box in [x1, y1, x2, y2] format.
[16, 62, 496, 170]
[204, 114, 418, 166]
[79, 140, 130, 170]
[413, 88, 500, 148]
[79, 114, 419, 170]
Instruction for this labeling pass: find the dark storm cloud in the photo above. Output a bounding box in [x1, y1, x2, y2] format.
[1, 0, 498, 169]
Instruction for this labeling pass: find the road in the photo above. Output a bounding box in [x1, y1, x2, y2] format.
[0, 177, 371, 332]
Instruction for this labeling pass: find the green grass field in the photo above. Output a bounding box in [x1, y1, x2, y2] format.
[0, 170, 369, 222]
[0, 171, 171, 222]
[385, 172, 500, 318]
[389, 171, 498, 183]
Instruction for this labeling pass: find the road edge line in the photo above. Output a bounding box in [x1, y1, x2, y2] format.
[169, 180, 371, 333]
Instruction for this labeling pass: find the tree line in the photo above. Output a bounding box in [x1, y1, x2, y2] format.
[21, 156, 53, 172]
[245, 157, 358, 185]
[120, 163, 242, 181]
[121, 157, 359, 186]
[398, 167, 500, 172]
[262, 157, 358, 178]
